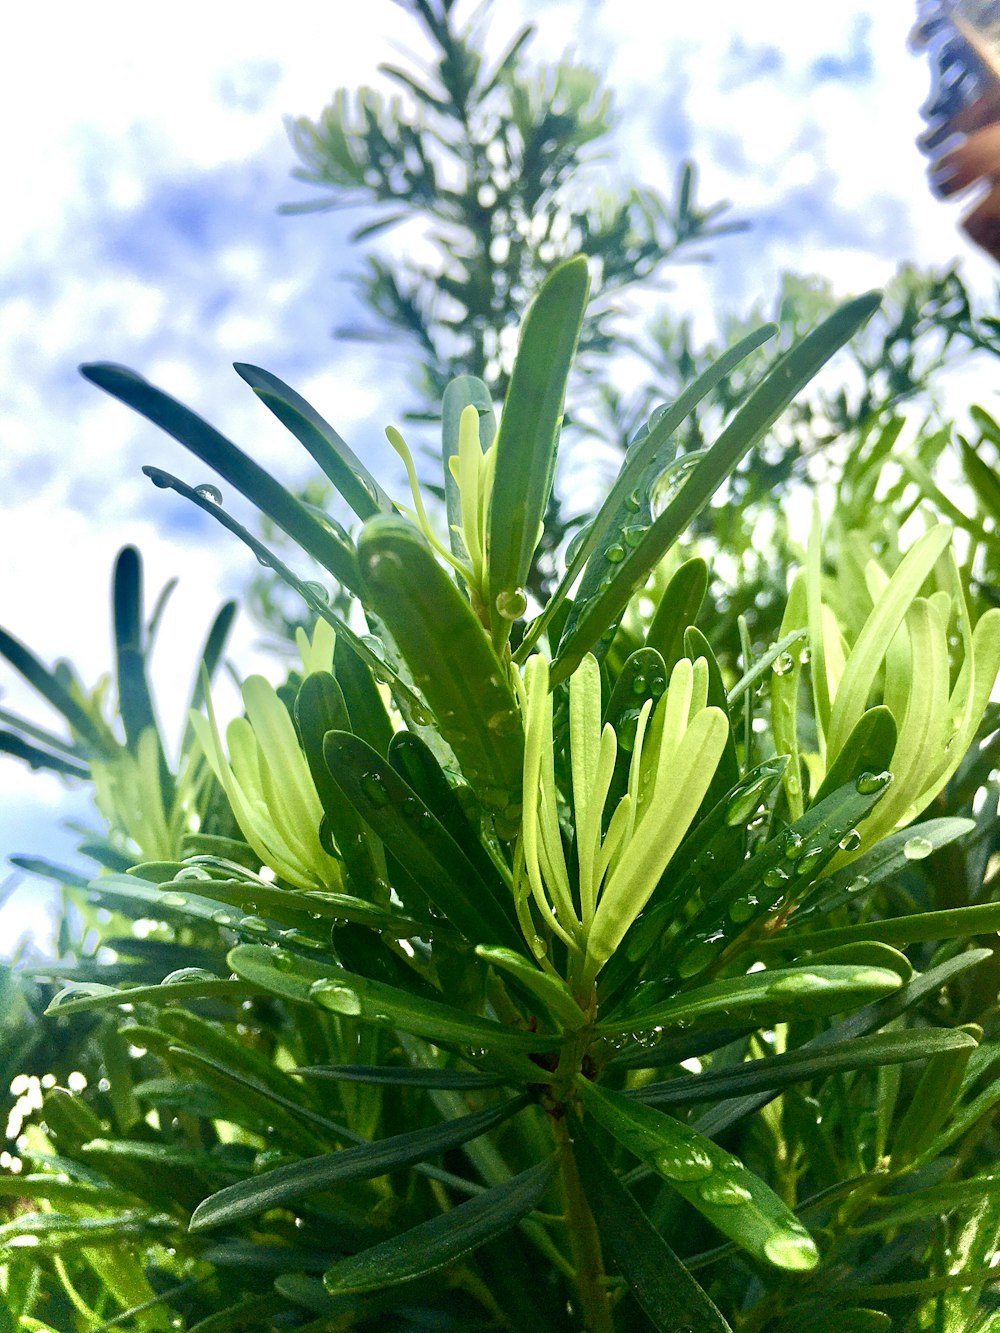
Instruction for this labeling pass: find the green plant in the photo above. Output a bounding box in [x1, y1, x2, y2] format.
[2, 254, 1000, 1331]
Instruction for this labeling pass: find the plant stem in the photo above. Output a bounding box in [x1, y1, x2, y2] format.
[552, 1113, 615, 1333]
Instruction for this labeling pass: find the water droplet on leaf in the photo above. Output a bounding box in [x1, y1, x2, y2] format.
[762, 1231, 819, 1271]
[698, 1176, 752, 1207]
[771, 652, 794, 677]
[903, 835, 933, 861]
[495, 588, 528, 620]
[838, 829, 862, 852]
[856, 770, 892, 796]
[360, 772, 390, 808]
[308, 979, 362, 1016]
[193, 483, 222, 504]
[655, 1144, 713, 1181]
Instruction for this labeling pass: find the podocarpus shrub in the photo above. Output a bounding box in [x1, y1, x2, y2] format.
[2, 258, 1000, 1332]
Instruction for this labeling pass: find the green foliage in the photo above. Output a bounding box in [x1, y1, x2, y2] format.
[1, 248, 999, 1332]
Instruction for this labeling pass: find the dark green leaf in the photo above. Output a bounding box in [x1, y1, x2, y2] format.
[234, 362, 395, 521]
[357, 516, 523, 830]
[571, 1118, 732, 1332]
[552, 293, 881, 679]
[576, 1079, 819, 1271]
[487, 256, 589, 646]
[598, 965, 901, 1039]
[322, 1157, 557, 1294]
[190, 1096, 527, 1231]
[226, 943, 561, 1054]
[81, 363, 363, 593]
[632, 1028, 976, 1107]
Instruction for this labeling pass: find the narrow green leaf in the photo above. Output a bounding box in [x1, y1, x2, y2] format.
[190, 1096, 527, 1232]
[598, 965, 901, 1039]
[794, 816, 976, 921]
[728, 628, 808, 708]
[646, 557, 709, 670]
[570, 1118, 732, 1332]
[322, 1157, 557, 1294]
[475, 945, 586, 1029]
[553, 293, 881, 680]
[81, 363, 363, 593]
[43, 976, 253, 1016]
[632, 1029, 976, 1107]
[487, 256, 589, 645]
[234, 363, 395, 521]
[0, 732, 89, 778]
[323, 730, 520, 948]
[138, 466, 421, 711]
[0, 626, 113, 756]
[357, 516, 523, 829]
[694, 950, 991, 1140]
[291, 1065, 507, 1090]
[959, 436, 1000, 525]
[180, 599, 237, 753]
[227, 943, 561, 1054]
[657, 771, 893, 984]
[112, 547, 161, 753]
[519, 324, 777, 664]
[294, 673, 382, 894]
[761, 901, 1000, 953]
[576, 1078, 819, 1271]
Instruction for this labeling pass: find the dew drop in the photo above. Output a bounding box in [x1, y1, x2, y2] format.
[193, 483, 223, 505]
[606, 543, 625, 563]
[625, 491, 642, 513]
[174, 866, 212, 882]
[360, 771, 390, 808]
[622, 524, 645, 548]
[676, 936, 725, 978]
[771, 651, 794, 677]
[655, 1144, 713, 1182]
[856, 770, 892, 796]
[148, 469, 171, 489]
[763, 866, 789, 890]
[728, 894, 758, 924]
[793, 847, 826, 878]
[360, 634, 386, 662]
[698, 1176, 752, 1207]
[211, 911, 233, 926]
[725, 774, 773, 827]
[838, 828, 862, 853]
[846, 874, 870, 895]
[302, 580, 329, 605]
[239, 916, 270, 935]
[783, 831, 805, 861]
[160, 893, 187, 908]
[162, 967, 218, 986]
[308, 979, 363, 1016]
[487, 708, 518, 736]
[649, 674, 666, 697]
[495, 588, 528, 620]
[631, 675, 648, 695]
[903, 835, 933, 861]
[770, 972, 831, 996]
[762, 1231, 819, 1271]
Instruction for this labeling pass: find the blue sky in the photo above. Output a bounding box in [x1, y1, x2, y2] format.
[1, 1, 996, 948]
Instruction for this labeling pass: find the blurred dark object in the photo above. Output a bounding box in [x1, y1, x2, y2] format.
[914, 1, 1000, 259]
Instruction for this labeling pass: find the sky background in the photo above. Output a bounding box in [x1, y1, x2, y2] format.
[2, 0, 997, 949]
